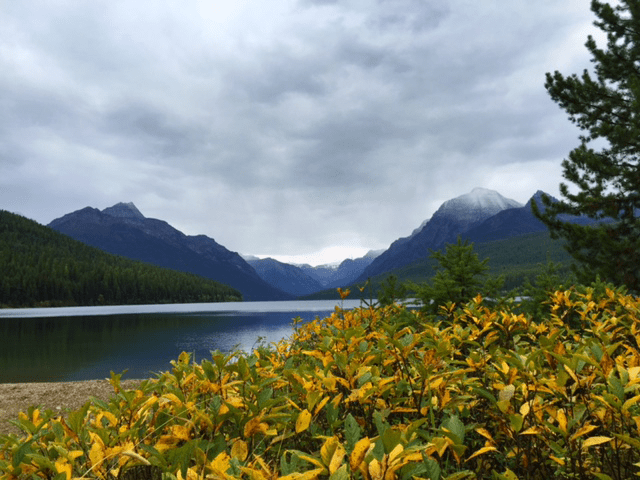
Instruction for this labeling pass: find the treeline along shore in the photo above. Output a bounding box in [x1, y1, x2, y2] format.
[0, 210, 242, 308]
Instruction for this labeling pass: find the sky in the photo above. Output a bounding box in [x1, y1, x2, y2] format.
[1, 1, 602, 266]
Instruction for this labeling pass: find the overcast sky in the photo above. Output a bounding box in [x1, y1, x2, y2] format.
[1, 1, 601, 265]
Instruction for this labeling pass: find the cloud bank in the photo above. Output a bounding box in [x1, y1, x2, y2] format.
[0, 1, 599, 264]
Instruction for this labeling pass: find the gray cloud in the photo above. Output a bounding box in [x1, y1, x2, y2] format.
[0, 1, 599, 264]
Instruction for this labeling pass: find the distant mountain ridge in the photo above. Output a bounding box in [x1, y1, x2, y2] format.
[48, 203, 290, 301]
[298, 250, 383, 288]
[245, 258, 323, 296]
[358, 188, 523, 280]
[46, 188, 586, 299]
[247, 249, 383, 296]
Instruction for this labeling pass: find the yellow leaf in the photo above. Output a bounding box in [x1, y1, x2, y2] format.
[89, 440, 105, 467]
[582, 436, 613, 448]
[321, 436, 339, 466]
[369, 459, 383, 480]
[569, 424, 598, 443]
[177, 467, 200, 480]
[388, 444, 404, 464]
[563, 364, 579, 385]
[296, 453, 325, 469]
[474, 428, 494, 444]
[162, 393, 183, 406]
[96, 411, 119, 427]
[466, 446, 497, 462]
[209, 452, 231, 475]
[549, 455, 565, 466]
[296, 409, 312, 433]
[520, 426, 544, 435]
[244, 416, 269, 438]
[155, 435, 180, 453]
[337, 288, 351, 300]
[231, 440, 249, 462]
[623, 394, 640, 412]
[556, 409, 567, 434]
[314, 396, 331, 415]
[55, 458, 72, 480]
[350, 437, 371, 471]
[226, 396, 245, 409]
[170, 424, 191, 441]
[519, 402, 530, 417]
[278, 467, 325, 480]
[329, 444, 346, 474]
[68, 450, 84, 461]
[240, 466, 267, 480]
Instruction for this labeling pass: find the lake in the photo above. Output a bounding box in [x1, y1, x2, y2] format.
[0, 299, 363, 383]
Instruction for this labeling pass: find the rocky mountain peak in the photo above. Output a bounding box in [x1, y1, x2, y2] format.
[102, 202, 145, 220]
[434, 188, 522, 225]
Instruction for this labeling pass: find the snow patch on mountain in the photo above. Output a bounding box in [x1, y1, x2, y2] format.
[439, 187, 522, 220]
[411, 188, 522, 238]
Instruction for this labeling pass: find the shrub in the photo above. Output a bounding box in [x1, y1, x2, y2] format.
[1, 287, 640, 479]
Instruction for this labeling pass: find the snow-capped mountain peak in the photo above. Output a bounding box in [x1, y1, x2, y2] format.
[436, 188, 522, 224]
[409, 188, 522, 239]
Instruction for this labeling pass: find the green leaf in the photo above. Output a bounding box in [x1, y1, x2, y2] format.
[492, 469, 518, 480]
[280, 452, 302, 476]
[12, 442, 34, 469]
[329, 464, 349, 480]
[509, 414, 524, 433]
[608, 372, 625, 403]
[382, 428, 402, 454]
[373, 410, 389, 437]
[592, 474, 614, 480]
[371, 440, 385, 462]
[442, 415, 465, 444]
[422, 454, 440, 480]
[471, 387, 497, 405]
[442, 472, 475, 480]
[67, 401, 91, 434]
[344, 414, 361, 452]
[256, 387, 274, 408]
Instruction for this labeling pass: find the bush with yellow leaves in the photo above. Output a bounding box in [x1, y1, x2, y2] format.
[1, 285, 640, 479]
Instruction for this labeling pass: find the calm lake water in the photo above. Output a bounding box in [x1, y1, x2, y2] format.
[0, 299, 363, 383]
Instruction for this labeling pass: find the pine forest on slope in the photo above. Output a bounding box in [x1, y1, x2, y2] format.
[0, 210, 242, 308]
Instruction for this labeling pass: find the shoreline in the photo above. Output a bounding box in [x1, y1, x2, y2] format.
[0, 378, 142, 436]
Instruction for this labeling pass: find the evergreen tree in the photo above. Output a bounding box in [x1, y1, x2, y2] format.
[410, 237, 503, 314]
[533, 0, 640, 291]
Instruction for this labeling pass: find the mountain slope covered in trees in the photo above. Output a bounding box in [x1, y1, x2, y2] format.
[0, 210, 242, 308]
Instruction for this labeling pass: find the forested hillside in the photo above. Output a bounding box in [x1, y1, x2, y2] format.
[304, 231, 572, 299]
[0, 210, 242, 308]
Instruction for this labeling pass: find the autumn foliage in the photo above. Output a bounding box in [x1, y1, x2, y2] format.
[2, 286, 640, 479]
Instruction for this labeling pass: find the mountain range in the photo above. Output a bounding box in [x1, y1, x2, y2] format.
[357, 188, 525, 280]
[48, 203, 289, 301]
[45, 188, 581, 300]
[244, 250, 383, 296]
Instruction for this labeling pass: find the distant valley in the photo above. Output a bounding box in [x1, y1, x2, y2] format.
[243, 250, 383, 296]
